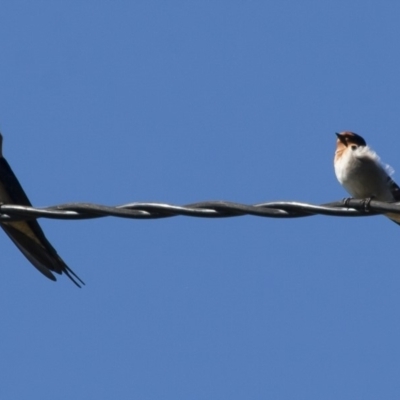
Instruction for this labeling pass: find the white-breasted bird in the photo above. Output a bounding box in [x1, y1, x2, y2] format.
[334, 131, 400, 225]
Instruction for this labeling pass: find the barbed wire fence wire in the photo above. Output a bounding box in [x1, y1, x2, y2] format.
[0, 198, 399, 222]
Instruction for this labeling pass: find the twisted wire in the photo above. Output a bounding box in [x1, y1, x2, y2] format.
[0, 198, 398, 222]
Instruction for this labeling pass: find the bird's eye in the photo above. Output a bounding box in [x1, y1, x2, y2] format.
[351, 145, 357, 150]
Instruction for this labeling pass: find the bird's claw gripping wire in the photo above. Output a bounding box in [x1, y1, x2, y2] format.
[362, 197, 374, 212]
[342, 197, 374, 213]
[342, 197, 353, 208]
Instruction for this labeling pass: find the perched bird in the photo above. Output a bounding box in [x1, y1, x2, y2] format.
[0, 134, 84, 286]
[334, 131, 400, 225]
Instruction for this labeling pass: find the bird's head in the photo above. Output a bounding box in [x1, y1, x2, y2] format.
[335, 131, 367, 151]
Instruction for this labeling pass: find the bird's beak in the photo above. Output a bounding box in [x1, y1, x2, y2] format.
[335, 132, 347, 147]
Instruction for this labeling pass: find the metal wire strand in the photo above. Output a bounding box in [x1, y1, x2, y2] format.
[0, 198, 399, 222]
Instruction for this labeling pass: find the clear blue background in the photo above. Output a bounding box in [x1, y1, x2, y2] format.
[0, 2, 400, 399]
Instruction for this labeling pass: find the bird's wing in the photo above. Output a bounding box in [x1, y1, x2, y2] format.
[0, 154, 84, 287]
[387, 176, 400, 202]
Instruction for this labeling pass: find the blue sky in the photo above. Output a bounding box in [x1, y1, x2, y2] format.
[1, 2, 400, 399]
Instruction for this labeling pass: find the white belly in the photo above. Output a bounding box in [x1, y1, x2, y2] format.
[335, 149, 394, 201]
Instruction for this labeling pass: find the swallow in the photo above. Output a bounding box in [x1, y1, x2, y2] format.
[334, 131, 400, 225]
[0, 134, 84, 286]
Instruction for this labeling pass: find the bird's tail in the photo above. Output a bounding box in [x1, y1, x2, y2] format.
[385, 213, 400, 225]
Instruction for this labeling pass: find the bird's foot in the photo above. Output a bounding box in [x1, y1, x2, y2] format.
[342, 197, 353, 208]
[362, 197, 374, 212]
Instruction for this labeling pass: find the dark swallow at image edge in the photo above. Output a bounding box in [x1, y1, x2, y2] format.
[0, 134, 84, 287]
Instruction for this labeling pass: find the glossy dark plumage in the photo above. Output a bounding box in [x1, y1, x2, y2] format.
[0, 134, 83, 287]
